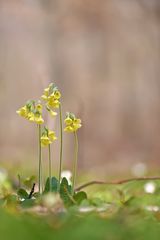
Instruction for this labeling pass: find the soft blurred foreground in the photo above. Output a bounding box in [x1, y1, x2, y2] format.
[1, 177, 160, 240]
[0, 0, 160, 179]
[1, 207, 160, 240]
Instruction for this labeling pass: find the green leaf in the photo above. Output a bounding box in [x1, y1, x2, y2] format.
[17, 188, 29, 199]
[21, 199, 35, 208]
[44, 177, 58, 193]
[60, 177, 73, 206]
[73, 191, 87, 205]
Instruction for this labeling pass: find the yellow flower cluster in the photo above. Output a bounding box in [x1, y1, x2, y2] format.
[40, 127, 57, 147]
[64, 112, 82, 133]
[41, 83, 61, 117]
[16, 101, 44, 124]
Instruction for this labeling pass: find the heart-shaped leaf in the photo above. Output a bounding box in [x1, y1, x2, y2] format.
[17, 188, 29, 200]
[60, 177, 73, 206]
[44, 177, 58, 193]
[73, 191, 87, 205]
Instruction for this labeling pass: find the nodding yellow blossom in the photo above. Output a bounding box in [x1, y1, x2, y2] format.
[41, 83, 61, 117]
[34, 115, 44, 124]
[28, 112, 35, 122]
[16, 101, 44, 124]
[64, 112, 82, 133]
[64, 117, 73, 125]
[16, 106, 28, 118]
[48, 130, 57, 141]
[41, 95, 48, 101]
[41, 135, 51, 147]
[53, 90, 61, 100]
[36, 103, 42, 113]
[45, 105, 57, 117]
[49, 109, 57, 117]
[47, 99, 60, 109]
[41, 127, 57, 147]
[44, 88, 49, 95]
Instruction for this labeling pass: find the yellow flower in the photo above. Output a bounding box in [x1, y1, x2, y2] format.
[41, 136, 51, 147]
[17, 101, 44, 124]
[72, 118, 82, 131]
[47, 99, 60, 109]
[48, 130, 57, 141]
[45, 105, 57, 117]
[73, 123, 82, 131]
[74, 118, 81, 124]
[64, 113, 82, 133]
[28, 112, 35, 122]
[49, 110, 57, 117]
[29, 114, 44, 124]
[16, 106, 28, 118]
[41, 83, 61, 112]
[35, 116, 44, 124]
[41, 88, 50, 100]
[41, 95, 48, 101]
[64, 117, 73, 125]
[64, 126, 74, 132]
[44, 88, 49, 95]
[41, 127, 57, 147]
[54, 90, 61, 100]
[36, 103, 43, 113]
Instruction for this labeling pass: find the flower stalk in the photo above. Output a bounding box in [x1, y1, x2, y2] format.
[40, 126, 57, 192]
[38, 124, 42, 193]
[58, 104, 63, 190]
[72, 131, 79, 195]
[64, 112, 82, 195]
[48, 144, 51, 192]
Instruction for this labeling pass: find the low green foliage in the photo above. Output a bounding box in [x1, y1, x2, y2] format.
[73, 191, 87, 205]
[1, 179, 160, 240]
[44, 177, 59, 193]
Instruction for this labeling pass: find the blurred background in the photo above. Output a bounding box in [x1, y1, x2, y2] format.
[0, 0, 160, 180]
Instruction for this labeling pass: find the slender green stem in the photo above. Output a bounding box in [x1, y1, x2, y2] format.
[41, 159, 43, 193]
[48, 144, 52, 192]
[72, 131, 78, 195]
[58, 104, 63, 191]
[17, 174, 21, 189]
[38, 124, 42, 194]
